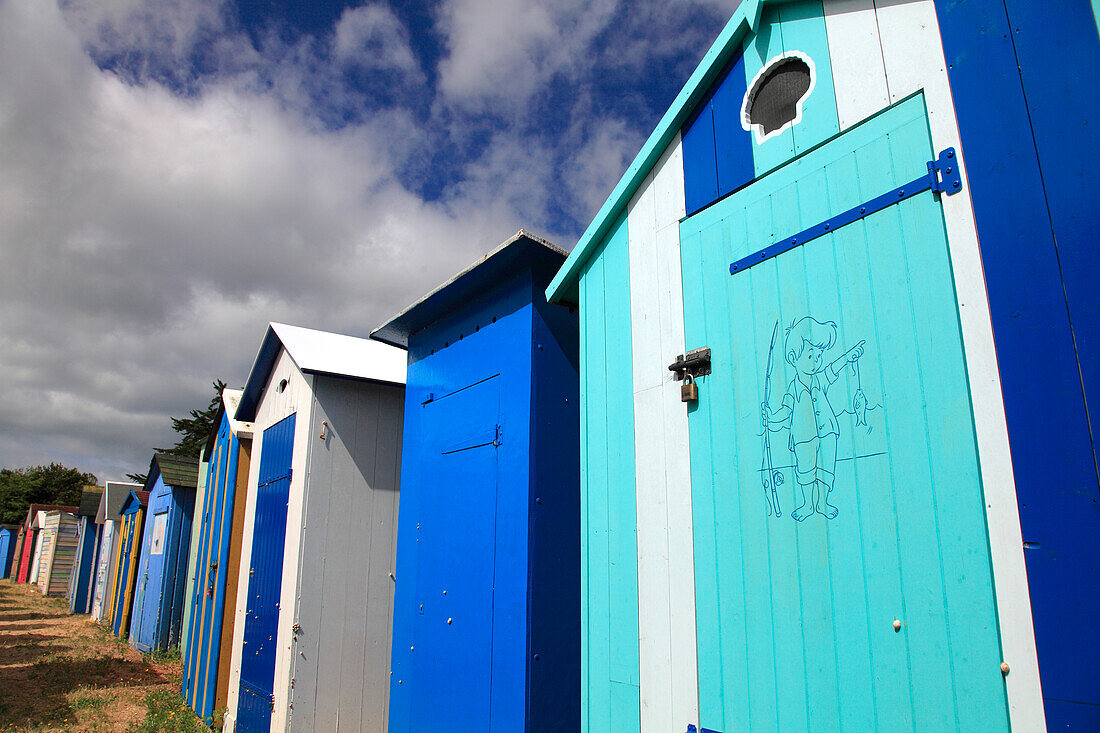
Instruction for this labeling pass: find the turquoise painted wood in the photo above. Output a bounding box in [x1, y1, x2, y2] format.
[742, 0, 839, 176]
[578, 213, 640, 733]
[680, 94, 1010, 732]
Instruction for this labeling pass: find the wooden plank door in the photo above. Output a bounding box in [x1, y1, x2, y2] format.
[680, 94, 1010, 732]
[237, 414, 295, 733]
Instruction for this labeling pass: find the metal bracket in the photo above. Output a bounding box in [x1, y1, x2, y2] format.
[730, 148, 963, 275]
[668, 347, 711, 380]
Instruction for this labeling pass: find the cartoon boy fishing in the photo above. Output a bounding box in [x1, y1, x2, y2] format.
[761, 317, 864, 521]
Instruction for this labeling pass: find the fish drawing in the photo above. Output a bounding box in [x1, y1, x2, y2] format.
[853, 388, 868, 427]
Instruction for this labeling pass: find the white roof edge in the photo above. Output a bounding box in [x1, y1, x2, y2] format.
[270, 322, 408, 386]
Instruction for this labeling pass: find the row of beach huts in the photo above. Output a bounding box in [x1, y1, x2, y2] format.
[3, 1, 1098, 730]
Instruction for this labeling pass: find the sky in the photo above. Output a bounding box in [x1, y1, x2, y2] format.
[0, 0, 740, 482]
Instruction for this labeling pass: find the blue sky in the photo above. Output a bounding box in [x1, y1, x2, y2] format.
[0, 0, 738, 480]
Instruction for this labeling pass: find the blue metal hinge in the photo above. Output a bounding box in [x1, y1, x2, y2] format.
[730, 148, 962, 275]
[686, 725, 723, 733]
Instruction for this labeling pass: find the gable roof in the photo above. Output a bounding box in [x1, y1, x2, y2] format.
[23, 504, 78, 529]
[237, 322, 408, 422]
[120, 489, 150, 515]
[97, 481, 141, 524]
[202, 388, 253, 457]
[76, 486, 103, 517]
[148, 453, 199, 490]
[371, 230, 567, 349]
[546, 0, 768, 304]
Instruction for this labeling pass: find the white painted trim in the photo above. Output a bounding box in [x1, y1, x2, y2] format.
[868, 1, 1046, 728]
[627, 133, 700, 733]
[822, 0, 890, 129]
[224, 348, 313, 733]
[741, 50, 818, 143]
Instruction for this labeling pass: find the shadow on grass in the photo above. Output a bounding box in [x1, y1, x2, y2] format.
[0, 611, 51, 621]
[0, 653, 168, 729]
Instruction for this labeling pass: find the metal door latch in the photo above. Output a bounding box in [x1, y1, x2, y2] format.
[668, 348, 711, 380]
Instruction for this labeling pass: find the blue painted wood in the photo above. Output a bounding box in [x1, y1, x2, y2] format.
[112, 495, 146, 638]
[935, 1, 1100, 725]
[237, 413, 295, 733]
[130, 469, 196, 653]
[680, 94, 1010, 732]
[183, 414, 241, 721]
[69, 516, 98, 613]
[682, 51, 755, 215]
[711, 52, 754, 201]
[387, 243, 579, 733]
[0, 527, 15, 578]
[576, 213, 640, 733]
[683, 102, 720, 215]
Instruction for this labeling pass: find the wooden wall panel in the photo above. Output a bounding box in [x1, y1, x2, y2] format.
[579, 213, 640, 733]
[626, 133, 699, 733]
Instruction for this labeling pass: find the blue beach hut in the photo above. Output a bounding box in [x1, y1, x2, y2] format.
[111, 488, 149, 637]
[543, 1, 1097, 731]
[372, 230, 580, 733]
[0, 525, 18, 578]
[183, 388, 254, 722]
[67, 486, 104, 614]
[129, 454, 198, 652]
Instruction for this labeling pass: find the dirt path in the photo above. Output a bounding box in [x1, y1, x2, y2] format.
[0, 579, 191, 731]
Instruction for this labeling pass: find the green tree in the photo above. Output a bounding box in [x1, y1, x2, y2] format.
[126, 379, 226, 483]
[0, 463, 98, 525]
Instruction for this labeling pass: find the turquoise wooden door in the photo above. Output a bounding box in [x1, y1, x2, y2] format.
[679, 94, 1010, 732]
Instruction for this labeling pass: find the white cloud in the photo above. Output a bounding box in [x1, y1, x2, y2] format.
[333, 3, 422, 78]
[434, 0, 617, 111]
[0, 0, 528, 480]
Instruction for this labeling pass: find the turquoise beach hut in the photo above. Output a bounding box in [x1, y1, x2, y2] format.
[544, 1, 1098, 730]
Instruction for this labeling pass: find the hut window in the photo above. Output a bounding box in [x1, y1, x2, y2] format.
[742, 52, 815, 143]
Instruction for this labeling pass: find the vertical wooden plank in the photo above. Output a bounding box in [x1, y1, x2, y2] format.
[822, 0, 889, 129]
[876, 3, 1045, 727]
[651, 137, 700, 733]
[359, 386, 402, 732]
[582, 254, 612, 733]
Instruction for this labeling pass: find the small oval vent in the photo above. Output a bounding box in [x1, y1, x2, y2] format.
[742, 52, 815, 142]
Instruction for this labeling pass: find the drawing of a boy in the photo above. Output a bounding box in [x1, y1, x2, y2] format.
[762, 317, 864, 521]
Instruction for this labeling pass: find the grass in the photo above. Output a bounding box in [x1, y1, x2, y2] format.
[128, 690, 209, 733]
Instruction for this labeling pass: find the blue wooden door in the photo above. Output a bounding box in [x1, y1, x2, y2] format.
[392, 376, 499, 732]
[112, 514, 136, 636]
[237, 414, 295, 733]
[680, 94, 1010, 732]
[184, 419, 238, 720]
[132, 501, 170, 652]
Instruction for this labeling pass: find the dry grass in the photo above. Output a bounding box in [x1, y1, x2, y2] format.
[0, 580, 206, 732]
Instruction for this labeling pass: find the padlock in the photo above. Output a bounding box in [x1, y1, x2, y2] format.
[681, 374, 698, 403]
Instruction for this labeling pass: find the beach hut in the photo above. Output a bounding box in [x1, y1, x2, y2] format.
[544, 1, 1097, 730]
[183, 388, 254, 723]
[0, 525, 18, 578]
[111, 488, 150, 638]
[223, 323, 405, 733]
[28, 510, 47, 585]
[372, 230, 580, 732]
[15, 504, 76, 583]
[180, 436, 211, 666]
[128, 454, 198, 652]
[37, 510, 80, 596]
[67, 486, 104, 613]
[91, 482, 141, 622]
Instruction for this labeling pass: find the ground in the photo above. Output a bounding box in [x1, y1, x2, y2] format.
[0, 580, 208, 732]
